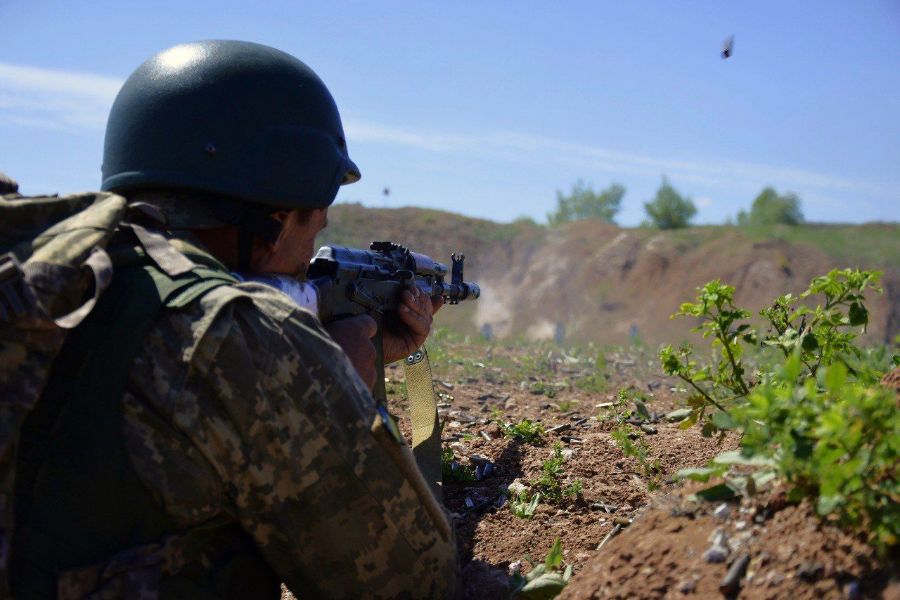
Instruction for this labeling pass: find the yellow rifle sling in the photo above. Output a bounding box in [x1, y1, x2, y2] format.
[405, 347, 442, 501]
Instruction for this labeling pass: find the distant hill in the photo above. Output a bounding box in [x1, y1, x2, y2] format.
[319, 203, 900, 346]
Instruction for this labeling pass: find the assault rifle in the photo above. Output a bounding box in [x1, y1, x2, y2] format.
[307, 241, 479, 498]
[308, 240, 479, 371]
[309, 241, 479, 320]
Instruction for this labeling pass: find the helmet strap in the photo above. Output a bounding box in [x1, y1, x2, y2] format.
[211, 198, 283, 272]
[237, 227, 255, 272]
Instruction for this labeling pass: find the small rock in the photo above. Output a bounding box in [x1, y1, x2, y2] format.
[703, 545, 728, 563]
[482, 462, 495, 478]
[797, 560, 824, 581]
[665, 408, 692, 422]
[765, 570, 785, 587]
[843, 580, 861, 600]
[469, 454, 490, 465]
[561, 449, 575, 461]
[734, 520, 747, 531]
[507, 560, 523, 577]
[464, 497, 475, 509]
[507, 479, 528, 496]
[713, 503, 731, 521]
[504, 399, 516, 410]
[494, 495, 507, 508]
[708, 528, 729, 547]
[677, 577, 696, 593]
[639, 424, 657, 435]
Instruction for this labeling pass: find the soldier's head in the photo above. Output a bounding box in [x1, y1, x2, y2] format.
[101, 40, 360, 274]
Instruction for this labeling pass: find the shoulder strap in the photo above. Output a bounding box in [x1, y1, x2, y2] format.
[11, 258, 235, 598]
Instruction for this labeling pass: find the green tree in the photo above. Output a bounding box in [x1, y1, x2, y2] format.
[643, 178, 696, 229]
[737, 187, 803, 226]
[548, 180, 624, 225]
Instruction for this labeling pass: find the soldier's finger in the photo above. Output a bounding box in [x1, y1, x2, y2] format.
[400, 304, 430, 333]
[402, 290, 430, 318]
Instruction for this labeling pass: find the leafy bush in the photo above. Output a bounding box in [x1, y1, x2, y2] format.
[663, 268, 898, 551]
[737, 187, 803, 226]
[547, 180, 624, 226]
[643, 177, 696, 229]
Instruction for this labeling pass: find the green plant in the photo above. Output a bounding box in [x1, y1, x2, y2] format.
[661, 269, 886, 432]
[533, 443, 583, 503]
[643, 177, 696, 229]
[498, 417, 546, 444]
[510, 491, 541, 519]
[509, 538, 573, 599]
[547, 180, 624, 226]
[441, 447, 476, 483]
[556, 399, 577, 412]
[737, 186, 803, 226]
[611, 425, 662, 489]
[575, 371, 608, 394]
[664, 269, 899, 552]
[529, 380, 557, 399]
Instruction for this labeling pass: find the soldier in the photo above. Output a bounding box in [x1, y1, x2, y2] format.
[10, 41, 459, 598]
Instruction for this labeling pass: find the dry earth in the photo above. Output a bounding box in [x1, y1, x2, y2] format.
[395, 342, 896, 600]
[280, 343, 897, 599]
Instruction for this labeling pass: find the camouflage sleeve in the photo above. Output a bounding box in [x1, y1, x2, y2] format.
[169, 284, 460, 598]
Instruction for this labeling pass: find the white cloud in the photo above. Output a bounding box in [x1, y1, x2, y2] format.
[1, 62, 895, 207]
[695, 196, 713, 208]
[0, 62, 122, 131]
[345, 119, 893, 200]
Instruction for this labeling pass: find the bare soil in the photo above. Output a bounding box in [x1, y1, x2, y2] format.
[382, 342, 898, 600]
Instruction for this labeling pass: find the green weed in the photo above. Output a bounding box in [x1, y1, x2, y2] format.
[533, 443, 584, 503]
[664, 268, 899, 552]
[510, 491, 540, 519]
[611, 425, 661, 489]
[508, 538, 573, 599]
[497, 416, 546, 444]
[441, 447, 476, 483]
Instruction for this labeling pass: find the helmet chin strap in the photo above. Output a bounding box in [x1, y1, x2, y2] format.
[210, 198, 283, 272]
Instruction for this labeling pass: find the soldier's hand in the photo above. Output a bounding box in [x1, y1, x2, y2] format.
[325, 315, 378, 390]
[383, 287, 444, 364]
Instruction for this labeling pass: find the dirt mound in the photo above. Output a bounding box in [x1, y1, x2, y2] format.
[321, 205, 900, 346]
[560, 488, 898, 599]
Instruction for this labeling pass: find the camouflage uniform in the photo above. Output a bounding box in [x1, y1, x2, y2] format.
[55, 234, 460, 598]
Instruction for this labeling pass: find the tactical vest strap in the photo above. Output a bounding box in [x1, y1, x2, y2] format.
[11, 256, 236, 598]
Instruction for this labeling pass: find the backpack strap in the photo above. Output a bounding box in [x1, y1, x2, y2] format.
[11, 252, 237, 598]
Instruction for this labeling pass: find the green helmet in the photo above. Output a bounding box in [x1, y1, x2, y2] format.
[101, 40, 360, 209]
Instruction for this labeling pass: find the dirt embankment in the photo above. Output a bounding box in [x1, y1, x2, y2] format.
[321, 205, 900, 346]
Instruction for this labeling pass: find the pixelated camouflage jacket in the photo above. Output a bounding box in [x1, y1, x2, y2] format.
[58, 237, 459, 599]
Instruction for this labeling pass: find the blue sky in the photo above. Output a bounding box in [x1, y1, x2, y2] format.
[2, 1, 898, 225]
